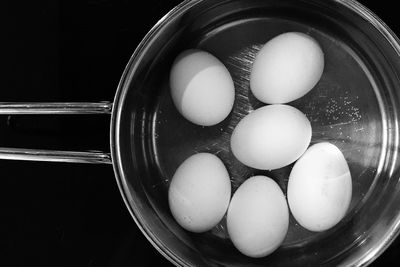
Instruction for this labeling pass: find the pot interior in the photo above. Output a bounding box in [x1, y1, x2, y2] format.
[114, 0, 400, 266]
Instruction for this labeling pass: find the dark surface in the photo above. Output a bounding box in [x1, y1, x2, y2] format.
[1, 0, 399, 266]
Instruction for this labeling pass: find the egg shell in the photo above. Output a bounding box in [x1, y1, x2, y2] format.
[287, 142, 352, 232]
[227, 176, 289, 258]
[168, 153, 231, 233]
[250, 32, 324, 104]
[169, 49, 235, 126]
[230, 104, 312, 170]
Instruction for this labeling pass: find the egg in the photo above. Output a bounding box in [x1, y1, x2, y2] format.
[169, 49, 235, 126]
[227, 176, 289, 258]
[250, 32, 324, 104]
[230, 104, 311, 170]
[287, 142, 352, 232]
[168, 153, 231, 233]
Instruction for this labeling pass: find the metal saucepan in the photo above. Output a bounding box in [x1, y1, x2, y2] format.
[2, 0, 400, 266]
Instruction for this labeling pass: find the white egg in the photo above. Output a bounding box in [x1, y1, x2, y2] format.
[168, 153, 231, 233]
[250, 32, 324, 104]
[227, 176, 289, 258]
[169, 49, 235, 126]
[287, 142, 352, 232]
[230, 104, 311, 170]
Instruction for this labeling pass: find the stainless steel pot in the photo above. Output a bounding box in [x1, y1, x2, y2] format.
[3, 0, 400, 266]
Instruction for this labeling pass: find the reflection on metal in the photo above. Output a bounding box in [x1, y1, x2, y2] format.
[0, 102, 112, 164]
[0, 147, 112, 164]
[0, 102, 113, 114]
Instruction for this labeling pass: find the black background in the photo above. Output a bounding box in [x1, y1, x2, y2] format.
[1, 1, 399, 266]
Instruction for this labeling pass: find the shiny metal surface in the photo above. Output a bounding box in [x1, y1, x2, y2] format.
[111, 0, 400, 266]
[0, 102, 112, 163]
[0, 147, 111, 164]
[0, 102, 112, 114]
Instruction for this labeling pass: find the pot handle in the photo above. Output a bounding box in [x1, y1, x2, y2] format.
[0, 102, 112, 164]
